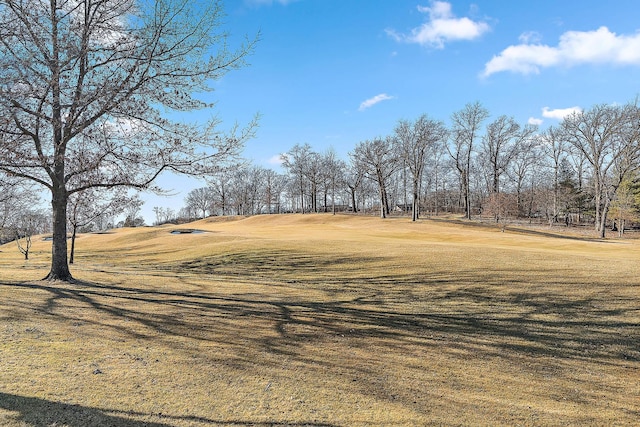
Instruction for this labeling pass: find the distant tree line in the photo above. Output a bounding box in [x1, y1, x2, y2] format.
[172, 101, 640, 238]
[3, 100, 638, 251]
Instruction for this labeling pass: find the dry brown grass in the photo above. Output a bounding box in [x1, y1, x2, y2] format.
[0, 214, 639, 426]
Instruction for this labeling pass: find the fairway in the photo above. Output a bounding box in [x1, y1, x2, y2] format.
[0, 214, 639, 426]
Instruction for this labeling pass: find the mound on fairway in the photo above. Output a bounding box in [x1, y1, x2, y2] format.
[0, 214, 638, 426]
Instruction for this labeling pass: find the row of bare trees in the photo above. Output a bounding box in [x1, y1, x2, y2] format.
[174, 101, 640, 240]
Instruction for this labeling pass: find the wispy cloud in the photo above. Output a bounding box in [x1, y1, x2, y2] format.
[267, 154, 285, 166]
[359, 94, 395, 111]
[483, 26, 640, 77]
[542, 106, 582, 120]
[528, 106, 582, 126]
[387, 1, 490, 49]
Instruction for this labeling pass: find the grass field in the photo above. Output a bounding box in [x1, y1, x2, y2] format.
[0, 214, 639, 426]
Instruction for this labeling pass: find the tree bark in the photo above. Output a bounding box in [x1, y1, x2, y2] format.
[412, 179, 419, 222]
[379, 185, 386, 219]
[463, 171, 471, 220]
[45, 185, 72, 281]
[599, 195, 611, 239]
[349, 187, 357, 213]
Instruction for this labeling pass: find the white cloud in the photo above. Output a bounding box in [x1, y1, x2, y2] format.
[519, 31, 542, 44]
[267, 154, 285, 166]
[103, 117, 142, 135]
[542, 106, 582, 120]
[359, 93, 394, 111]
[528, 117, 543, 126]
[483, 26, 640, 77]
[387, 1, 490, 49]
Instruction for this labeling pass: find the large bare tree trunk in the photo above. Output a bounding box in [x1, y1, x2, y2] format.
[46, 185, 72, 281]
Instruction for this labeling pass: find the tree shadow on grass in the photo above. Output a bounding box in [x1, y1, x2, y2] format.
[1, 246, 640, 425]
[426, 216, 619, 243]
[0, 392, 171, 427]
[2, 257, 638, 365]
[0, 392, 338, 427]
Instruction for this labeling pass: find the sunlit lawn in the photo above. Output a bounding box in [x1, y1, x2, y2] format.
[0, 214, 638, 426]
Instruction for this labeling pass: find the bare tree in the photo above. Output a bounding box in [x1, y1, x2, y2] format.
[344, 160, 365, 214]
[245, 165, 267, 215]
[394, 114, 448, 221]
[13, 210, 48, 260]
[350, 137, 398, 219]
[319, 148, 345, 215]
[0, 177, 26, 241]
[483, 192, 518, 231]
[305, 152, 324, 213]
[0, 176, 47, 247]
[14, 216, 35, 260]
[427, 140, 449, 216]
[153, 207, 165, 225]
[226, 165, 266, 215]
[209, 168, 235, 216]
[481, 116, 537, 196]
[539, 126, 569, 222]
[282, 144, 312, 213]
[0, 0, 257, 281]
[123, 194, 144, 227]
[609, 178, 639, 235]
[508, 136, 542, 217]
[448, 102, 489, 219]
[608, 106, 640, 233]
[263, 169, 286, 214]
[562, 104, 638, 237]
[185, 187, 215, 219]
[67, 188, 131, 263]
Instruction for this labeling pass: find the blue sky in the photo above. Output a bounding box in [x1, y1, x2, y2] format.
[142, 0, 640, 222]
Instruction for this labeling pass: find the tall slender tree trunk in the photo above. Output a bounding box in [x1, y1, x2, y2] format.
[434, 168, 439, 217]
[349, 187, 357, 213]
[594, 181, 602, 232]
[412, 179, 419, 222]
[299, 180, 305, 214]
[383, 186, 391, 215]
[70, 224, 77, 264]
[311, 182, 317, 213]
[465, 150, 472, 220]
[331, 178, 336, 215]
[599, 195, 611, 238]
[221, 193, 226, 216]
[552, 167, 559, 222]
[463, 171, 471, 220]
[323, 191, 328, 213]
